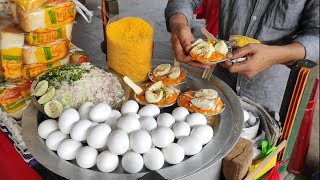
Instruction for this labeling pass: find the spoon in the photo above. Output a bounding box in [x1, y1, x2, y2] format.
[201, 27, 218, 42]
[123, 76, 143, 95]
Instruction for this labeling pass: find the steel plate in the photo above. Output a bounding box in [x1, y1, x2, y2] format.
[22, 59, 243, 179]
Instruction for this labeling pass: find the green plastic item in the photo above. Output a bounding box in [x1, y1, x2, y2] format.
[261, 140, 276, 159]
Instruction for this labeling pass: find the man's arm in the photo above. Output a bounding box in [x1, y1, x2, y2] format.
[290, 0, 319, 62]
[165, 0, 202, 31]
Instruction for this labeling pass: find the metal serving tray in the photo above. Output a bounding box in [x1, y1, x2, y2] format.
[22, 59, 243, 180]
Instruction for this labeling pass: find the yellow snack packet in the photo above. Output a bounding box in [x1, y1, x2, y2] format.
[13, 0, 47, 13]
[22, 54, 69, 79]
[17, 0, 76, 32]
[22, 39, 70, 64]
[25, 23, 73, 45]
[229, 35, 260, 48]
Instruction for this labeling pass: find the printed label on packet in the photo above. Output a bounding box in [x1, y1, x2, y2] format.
[42, 40, 68, 60]
[2, 62, 22, 81]
[1, 48, 22, 62]
[23, 55, 69, 79]
[26, 27, 65, 45]
[45, 2, 76, 27]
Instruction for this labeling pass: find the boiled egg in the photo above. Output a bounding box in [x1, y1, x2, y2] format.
[76, 146, 98, 169]
[58, 108, 80, 134]
[172, 121, 191, 139]
[190, 125, 214, 145]
[38, 119, 59, 139]
[107, 130, 129, 155]
[162, 143, 185, 164]
[130, 130, 152, 154]
[186, 113, 207, 128]
[151, 127, 174, 148]
[97, 150, 119, 172]
[117, 114, 140, 134]
[109, 110, 122, 120]
[70, 119, 93, 142]
[105, 110, 121, 130]
[172, 107, 189, 121]
[140, 116, 157, 132]
[89, 102, 111, 122]
[78, 102, 94, 120]
[138, 104, 160, 118]
[177, 136, 202, 156]
[243, 110, 250, 122]
[121, 100, 139, 114]
[104, 118, 118, 130]
[46, 131, 69, 151]
[87, 124, 111, 150]
[57, 139, 83, 160]
[122, 151, 144, 173]
[123, 112, 140, 119]
[157, 113, 175, 128]
[143, 148, 164, 170]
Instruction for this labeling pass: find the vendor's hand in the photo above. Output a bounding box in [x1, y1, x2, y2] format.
[169, 13, 211, 69]
[220, 43, 305, 78]
[220, 44, 287, 78]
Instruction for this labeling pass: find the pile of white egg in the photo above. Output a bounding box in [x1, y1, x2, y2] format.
[37, 100, 214, 173]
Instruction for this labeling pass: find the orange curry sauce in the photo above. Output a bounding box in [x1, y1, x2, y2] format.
[135, 86, 179, 106]
[190, 52, 225, 63]
[178, 91, 224, 115]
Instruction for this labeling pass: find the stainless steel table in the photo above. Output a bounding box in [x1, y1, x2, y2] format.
[22, 59, 243, 180]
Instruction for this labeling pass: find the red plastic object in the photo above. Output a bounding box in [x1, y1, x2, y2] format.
[0, 131, 42, 180]
[265, 161, 284, 180]
[288, 78, 319, 175]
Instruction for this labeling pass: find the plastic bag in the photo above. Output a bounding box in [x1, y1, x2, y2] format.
[69, 43, 89, 64]
[22, 39, 70, 64]
[16, 0, 76, 32]
[0, 80, 31, 114]
[13, 0, 47, 13]
[72, 0, 93, 23]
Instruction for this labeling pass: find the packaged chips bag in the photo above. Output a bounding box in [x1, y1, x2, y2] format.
[16, 0, 76, 32]
[0, 80, 31, 114]
[13, 0, 47, 13]
[22, 54, 69, 79]
[22, 39, 70, 64]
[25, 23, 73, 45]
[69, 43, 89, 64]
[0, 17, 24, 81]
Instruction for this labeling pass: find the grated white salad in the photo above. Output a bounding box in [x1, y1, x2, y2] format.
[36, 63, 125, 109]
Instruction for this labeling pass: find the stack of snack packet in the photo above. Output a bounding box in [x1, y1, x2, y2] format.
[0, 0, 89, 114]
[0, 0, 89, 165]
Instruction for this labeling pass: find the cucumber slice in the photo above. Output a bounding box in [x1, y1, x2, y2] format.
[33, 80, 49, 97]
[38, 88, 56, 104]
[44, 100, 63, 119]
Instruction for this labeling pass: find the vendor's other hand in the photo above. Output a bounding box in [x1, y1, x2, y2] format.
[220, 43, 305, 78]
[220, 44, 280, 78]
[169, 13, 211, 69]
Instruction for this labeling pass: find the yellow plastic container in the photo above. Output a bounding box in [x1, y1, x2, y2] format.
[248, 155, 277, 179]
